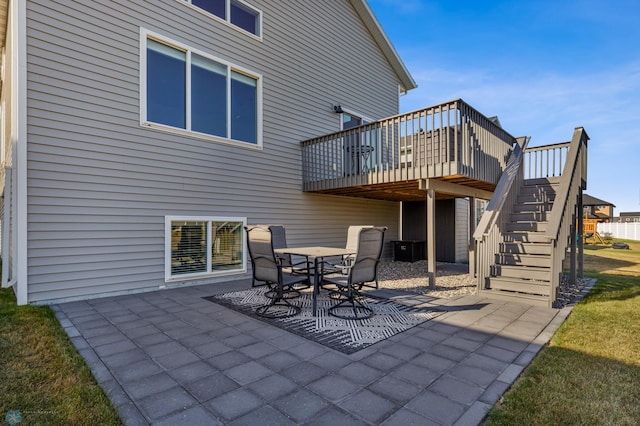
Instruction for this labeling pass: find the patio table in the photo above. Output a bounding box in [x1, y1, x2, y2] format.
[274, 246, 355, 316]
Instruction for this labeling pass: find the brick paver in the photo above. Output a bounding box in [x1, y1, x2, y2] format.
[54, 277, 595, 425]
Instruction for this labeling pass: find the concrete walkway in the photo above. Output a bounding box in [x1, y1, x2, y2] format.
[53, 279, 593, 425]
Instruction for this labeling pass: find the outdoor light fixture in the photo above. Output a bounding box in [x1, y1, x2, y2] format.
[333, 104, 344, 114]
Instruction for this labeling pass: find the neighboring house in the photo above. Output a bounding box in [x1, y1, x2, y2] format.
[617, 212, 640, 223]
[582, 194, 615, 222]
[0, 0, 587, 308]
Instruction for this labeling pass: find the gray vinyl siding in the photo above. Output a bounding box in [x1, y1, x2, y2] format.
[25, 0, 403, 303]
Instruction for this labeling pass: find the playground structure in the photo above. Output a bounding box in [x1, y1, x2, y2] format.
[583, 214, 605, 244]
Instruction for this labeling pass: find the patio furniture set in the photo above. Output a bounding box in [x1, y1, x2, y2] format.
[244, 225, 388, 320]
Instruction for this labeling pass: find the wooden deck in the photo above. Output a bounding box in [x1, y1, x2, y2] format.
[306, 174, 499, 202]
[301, 99, 517, 202]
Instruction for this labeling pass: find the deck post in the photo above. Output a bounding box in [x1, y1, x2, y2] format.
[569, 197, 578, 285]
[426, 189, 436, 288]
[577, 190, 584, 278]
[468, 196, 476, 277]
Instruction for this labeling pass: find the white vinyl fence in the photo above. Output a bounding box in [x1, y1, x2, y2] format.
[598, 222, 640, 241]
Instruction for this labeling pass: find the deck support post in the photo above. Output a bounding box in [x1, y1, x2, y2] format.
[426, 189, 436, 288]
[569, 210, 577, 286]
[418, 178, 494, 288]
[577, 190, 584, 278]
[468, 196, 476, 277]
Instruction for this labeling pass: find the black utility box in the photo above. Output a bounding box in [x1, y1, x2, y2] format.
[393, 240, 426, 262]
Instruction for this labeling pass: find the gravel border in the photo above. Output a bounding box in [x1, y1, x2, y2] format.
[376, 260, 591, 309]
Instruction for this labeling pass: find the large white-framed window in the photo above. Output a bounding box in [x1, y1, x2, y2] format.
[183, 0, 262, 38]
[141, 29, 262, 147]
[165, 216, 247, 281]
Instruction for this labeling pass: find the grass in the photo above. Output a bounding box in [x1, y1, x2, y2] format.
[582, 238, 640, 276]
[0, 289, 121, 425]
[484, 239, 640, 425]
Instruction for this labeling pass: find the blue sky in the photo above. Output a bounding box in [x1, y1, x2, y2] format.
[369, 0, 640, 214]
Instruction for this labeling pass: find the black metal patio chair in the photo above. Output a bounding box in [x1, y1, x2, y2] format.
[266, 224, 312, 281]
[245, 225, 309, 318]
[322, 225, 373, 278]
[322, 226, 387, 320]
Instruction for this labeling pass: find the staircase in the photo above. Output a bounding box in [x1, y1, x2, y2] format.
[479, 177, 559, 306]
[474, 128, 589, 308]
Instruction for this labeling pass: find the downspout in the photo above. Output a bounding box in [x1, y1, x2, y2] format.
[11, 0, 27, 304]
[1, 166, 13, 288]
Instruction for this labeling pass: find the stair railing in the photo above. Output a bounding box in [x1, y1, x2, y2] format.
[544, 127, 589, 305]
[474, 136, 529, 291]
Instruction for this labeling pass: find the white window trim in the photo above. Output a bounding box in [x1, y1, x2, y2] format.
[179, 0, 263, 40]
[338, 108, 374, 130]
[165, 215, 247, 282]
[140, 28, 263, 149]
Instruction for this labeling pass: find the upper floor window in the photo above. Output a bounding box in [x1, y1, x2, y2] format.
[141, 31, 262, 146]
[188, 0, 261, 36]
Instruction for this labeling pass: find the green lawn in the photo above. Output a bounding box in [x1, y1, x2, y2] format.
[0, 289, 121, 425]
[484, 240, 640, 425]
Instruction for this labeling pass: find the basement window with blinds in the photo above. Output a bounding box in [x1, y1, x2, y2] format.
[166, 216, 246, 281]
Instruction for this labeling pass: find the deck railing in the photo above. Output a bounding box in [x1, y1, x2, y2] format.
[301, 99, 517, 191]
[544, 128, 589, 301]
[524, 142, 570, 179]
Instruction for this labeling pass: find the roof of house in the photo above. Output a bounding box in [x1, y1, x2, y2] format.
[488, 116, 503, 128]
[350, 0, 417, 93]
[583, 194, 616, 207]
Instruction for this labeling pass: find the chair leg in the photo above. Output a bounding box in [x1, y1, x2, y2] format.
[256, 285, 301, 319]
[327, 286, 373, 320]
[264, 285, 300, 300]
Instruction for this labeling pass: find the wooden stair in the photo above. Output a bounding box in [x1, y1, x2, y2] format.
[479, 177, 559, 306]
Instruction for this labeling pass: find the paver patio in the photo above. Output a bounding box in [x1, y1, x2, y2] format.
[53, 277, 593, 425]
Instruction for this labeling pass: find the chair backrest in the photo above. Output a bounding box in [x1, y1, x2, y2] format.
[244, 225, 279, 284]
[345, 225, 374, 251]
[349, 226, 387, 284]
[266, 224, 292, 266]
